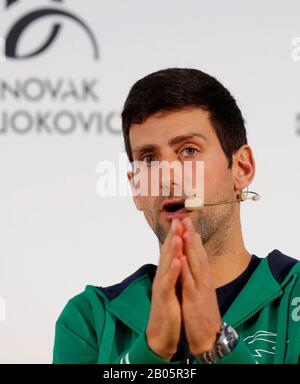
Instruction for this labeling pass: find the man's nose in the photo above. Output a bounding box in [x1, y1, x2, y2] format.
[159, 157, 183, 197]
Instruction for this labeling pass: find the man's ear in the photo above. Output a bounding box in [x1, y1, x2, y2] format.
[232, 145, 255, 192]
[127, 171, 143, 211]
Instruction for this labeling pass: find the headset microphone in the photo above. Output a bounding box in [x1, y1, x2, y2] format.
[184, 189, 261, 211]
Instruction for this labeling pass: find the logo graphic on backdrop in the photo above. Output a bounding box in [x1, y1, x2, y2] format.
[0, 0, 121, 135]
[4, 0, 99, 60]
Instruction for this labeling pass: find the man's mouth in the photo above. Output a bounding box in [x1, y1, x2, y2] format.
[160, 199, 190, 219]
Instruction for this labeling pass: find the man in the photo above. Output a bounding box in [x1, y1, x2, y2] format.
[53, 68, 300, 364]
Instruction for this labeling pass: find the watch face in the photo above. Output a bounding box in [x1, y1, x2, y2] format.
[224, 325, 239, 350]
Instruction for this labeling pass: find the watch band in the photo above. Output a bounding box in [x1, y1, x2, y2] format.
[194, 322, 239, 364]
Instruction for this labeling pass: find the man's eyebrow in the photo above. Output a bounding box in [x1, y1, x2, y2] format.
[132, 144, 160, 154]
[168, 133, 207, 146]
[132, 133, 207, 154]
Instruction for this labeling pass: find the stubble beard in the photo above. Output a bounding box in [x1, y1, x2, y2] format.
[154, 203, 235, 248]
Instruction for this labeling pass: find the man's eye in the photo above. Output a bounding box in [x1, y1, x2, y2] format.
[181, 147, 199, 157]
[141, 154, 157, 164]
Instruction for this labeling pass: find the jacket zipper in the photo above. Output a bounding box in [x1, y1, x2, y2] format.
[232, 291, 283, 328]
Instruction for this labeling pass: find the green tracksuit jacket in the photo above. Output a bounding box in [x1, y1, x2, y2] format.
[52, 249, 300, 364]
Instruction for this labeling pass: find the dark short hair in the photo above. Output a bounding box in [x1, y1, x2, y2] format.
[121, 68, 247, 168]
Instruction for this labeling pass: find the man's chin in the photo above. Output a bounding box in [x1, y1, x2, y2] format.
[154, 222, 169, 245]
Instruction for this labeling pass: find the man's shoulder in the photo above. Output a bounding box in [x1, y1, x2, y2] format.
[57, 263, 157, 324]
[266, 249, 300, 285]
[56, 288, 102, 326]
[93, 263, 157, 301]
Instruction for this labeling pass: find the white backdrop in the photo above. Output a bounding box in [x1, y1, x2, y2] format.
[0, 0, 299, 363]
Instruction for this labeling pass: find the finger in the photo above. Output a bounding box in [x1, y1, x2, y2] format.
[174, 219, 184, 237]
[182, 216, 206, 257]
[157, 219, 177, 275]
[181, 217, 208, 280]
[160, 236, 183, 297]
[167, 253, 182, 286]
[157, 219, 183, 277]
[162, 235, 184, 285]
[180, 255, 195, 292]
[182, 217, 205, 252]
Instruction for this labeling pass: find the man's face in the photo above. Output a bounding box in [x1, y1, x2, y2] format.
[128, 107, 238, 246]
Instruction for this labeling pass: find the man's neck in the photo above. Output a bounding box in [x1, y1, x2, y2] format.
[204, 220, 252, 289]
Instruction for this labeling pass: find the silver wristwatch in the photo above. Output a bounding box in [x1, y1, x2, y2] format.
[194, 322, 239, 364]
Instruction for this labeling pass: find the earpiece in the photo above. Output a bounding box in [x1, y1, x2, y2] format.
[237, 189, 261, 202]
